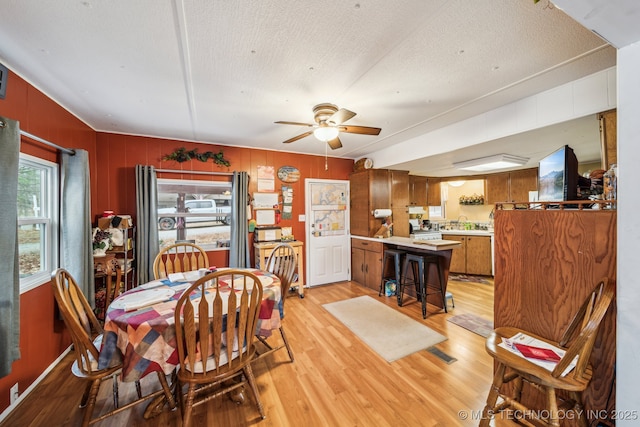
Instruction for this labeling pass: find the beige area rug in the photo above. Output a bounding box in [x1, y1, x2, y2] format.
[323, 295, 447, 362]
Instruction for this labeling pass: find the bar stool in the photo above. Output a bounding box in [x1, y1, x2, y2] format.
[379, 249, 406, 297]
[399, 253, 448, 319]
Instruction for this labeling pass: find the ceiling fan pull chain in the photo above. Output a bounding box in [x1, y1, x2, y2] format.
[325, 142, 328, 171]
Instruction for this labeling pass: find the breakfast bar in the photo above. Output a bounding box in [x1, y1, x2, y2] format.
[351, 235, 461, 310]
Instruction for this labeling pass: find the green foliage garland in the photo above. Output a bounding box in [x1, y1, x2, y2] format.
[162, 147, 231, 167]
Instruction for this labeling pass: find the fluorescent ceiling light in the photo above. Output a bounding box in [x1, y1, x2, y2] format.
[313, 126, 339, 142]
[453, 154, 529, 172]
[447, 180, 466, 187]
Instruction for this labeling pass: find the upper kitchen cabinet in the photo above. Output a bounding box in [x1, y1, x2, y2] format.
[390, 170, 410, 237]
[409, 175, 428, 206]
[599, 109, 617, 169]
[350, 169, 390, 237]
[427, 178, 442, 206]
[485, 168, 537, 205]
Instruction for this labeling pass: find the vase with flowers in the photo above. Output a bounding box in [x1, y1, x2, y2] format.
[92, 228, 113, 257]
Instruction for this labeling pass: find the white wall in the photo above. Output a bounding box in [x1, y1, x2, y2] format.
[616, 40, 640, 426]
[369, 67, 616, 168]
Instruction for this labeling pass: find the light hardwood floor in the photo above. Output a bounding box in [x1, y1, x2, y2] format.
[2, 278, 502, 427]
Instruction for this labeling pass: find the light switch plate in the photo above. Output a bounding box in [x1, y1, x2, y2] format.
[298, 214, 305, 222]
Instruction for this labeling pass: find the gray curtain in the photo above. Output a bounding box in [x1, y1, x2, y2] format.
[60, 149, 94, 306]
[229, 171, 250, 267]
[0, 116, 21, 378]
[135, 165, 159, 284]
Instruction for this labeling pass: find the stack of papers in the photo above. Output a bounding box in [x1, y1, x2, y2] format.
[500, 332, 577, 377]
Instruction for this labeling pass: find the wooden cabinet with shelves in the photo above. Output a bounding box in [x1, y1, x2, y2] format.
[485, 168, 537, 205]
[409, 175, 428, 206]
[441, 234, 492, 276]
[427, 178, 441, 206]
[106, 227, 136, 291]
[350, 238, 383, 291]
[349, 169, 390, 237]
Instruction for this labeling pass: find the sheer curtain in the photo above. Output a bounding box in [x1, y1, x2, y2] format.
[60, 149, 93, 305]
[229, 171, 250, 267]
[135, 165, 159, 284]
[0, 116, 21, 378]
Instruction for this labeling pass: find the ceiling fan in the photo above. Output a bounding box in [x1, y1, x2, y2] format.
[275, 103, 382, 149]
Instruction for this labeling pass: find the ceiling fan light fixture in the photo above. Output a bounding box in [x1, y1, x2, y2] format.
[313, 126, 339, 142]
[453, 154, 529, 172]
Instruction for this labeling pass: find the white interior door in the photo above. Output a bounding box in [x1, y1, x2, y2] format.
[305, 179, 350, 287]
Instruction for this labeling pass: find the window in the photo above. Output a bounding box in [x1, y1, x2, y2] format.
[157, 178, 233, 250]
[17, 154, 59, 293]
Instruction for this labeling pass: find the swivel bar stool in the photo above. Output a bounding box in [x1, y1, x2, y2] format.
[379, 248, 406, 298]
[399, 252, 447, 319]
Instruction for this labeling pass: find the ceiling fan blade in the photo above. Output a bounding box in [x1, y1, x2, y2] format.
[275, 121, 315, 127]
[283, 130, 314, 144]
[338, 125, 382, 136]
[327, 136, 343, 150]
[328, 108, 356, 125]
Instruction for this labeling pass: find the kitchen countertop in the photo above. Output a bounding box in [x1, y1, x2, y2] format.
[351, 235, 461, 251]
[439, 229, 494, 236]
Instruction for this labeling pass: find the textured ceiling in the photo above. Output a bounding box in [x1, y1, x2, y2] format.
[0, 0, 625, 176]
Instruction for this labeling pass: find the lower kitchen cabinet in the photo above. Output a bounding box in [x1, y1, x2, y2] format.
[351, 238, 383, 291]
[442, 234, 492, 276]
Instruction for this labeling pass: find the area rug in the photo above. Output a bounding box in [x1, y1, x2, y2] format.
[323, 295, 447, 362]
[447, 313, 494, 338]
[448, 273, 491, 285]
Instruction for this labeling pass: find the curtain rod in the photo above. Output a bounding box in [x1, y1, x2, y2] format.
[155, 168, 233, 176]
[0, 119, 76, 155]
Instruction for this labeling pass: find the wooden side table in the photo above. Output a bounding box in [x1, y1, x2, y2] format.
[254, 241, 304, 298]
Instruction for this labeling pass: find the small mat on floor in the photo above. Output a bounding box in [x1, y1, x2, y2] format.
[323, 295, 447, 362]
[448, 274, 491, 284]
[447, 313, 494, 338]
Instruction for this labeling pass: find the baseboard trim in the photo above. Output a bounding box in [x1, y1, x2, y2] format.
[0, 346, 72, 423]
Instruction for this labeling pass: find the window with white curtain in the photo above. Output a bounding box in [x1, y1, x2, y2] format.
[157, 178, 233, 250]
[17, 153, 59, 293]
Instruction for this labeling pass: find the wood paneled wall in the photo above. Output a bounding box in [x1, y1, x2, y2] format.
[0, 70, 354, 414]
[493, 209, 616, 424]
[0, 72, 97, 412]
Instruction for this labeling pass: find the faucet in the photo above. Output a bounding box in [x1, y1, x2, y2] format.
[457, 215, 468, 229]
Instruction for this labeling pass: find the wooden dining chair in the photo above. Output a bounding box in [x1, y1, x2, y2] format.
[256, 242, 296, 362]
[173, 269, 266, 426]
[479, 277, 615, 427]
[152, 242, 209, 280]
[51, 268, 176, 426]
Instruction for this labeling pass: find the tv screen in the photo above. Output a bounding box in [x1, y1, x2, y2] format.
[537, 145, 578, 202]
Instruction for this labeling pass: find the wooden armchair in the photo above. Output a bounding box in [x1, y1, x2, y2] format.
[51, 268, 175, 426]
[256, 242, 296, 362]
[153, 242, 209, 280]
[479, 277, 615, 427]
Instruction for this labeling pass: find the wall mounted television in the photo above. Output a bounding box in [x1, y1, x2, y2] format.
[537, 144, 578, 202]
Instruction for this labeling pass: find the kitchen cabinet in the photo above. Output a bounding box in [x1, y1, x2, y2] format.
[442, 233, 492, 276]
[485, 168, 537, 205]
[409, 175, 428, 206]
[350, 169, 411, 238]
[599, 109, 617, 168]
[349, 169, 390, 237]
[427, 178, 441, 206]
[351, 238, 383, 291]
[390, 170, 409, 237]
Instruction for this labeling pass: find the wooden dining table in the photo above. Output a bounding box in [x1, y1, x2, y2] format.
[98, 268, 282, 383]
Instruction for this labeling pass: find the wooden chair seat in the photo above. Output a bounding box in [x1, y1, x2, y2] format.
[479, 277, 615, 427]
[52, 268, 176, 426]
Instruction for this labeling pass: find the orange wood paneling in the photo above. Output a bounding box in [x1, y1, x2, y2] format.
[0, 71, 95, 412]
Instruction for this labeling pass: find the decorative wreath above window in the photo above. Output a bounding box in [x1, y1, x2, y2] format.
[162, 147, 230, 167]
